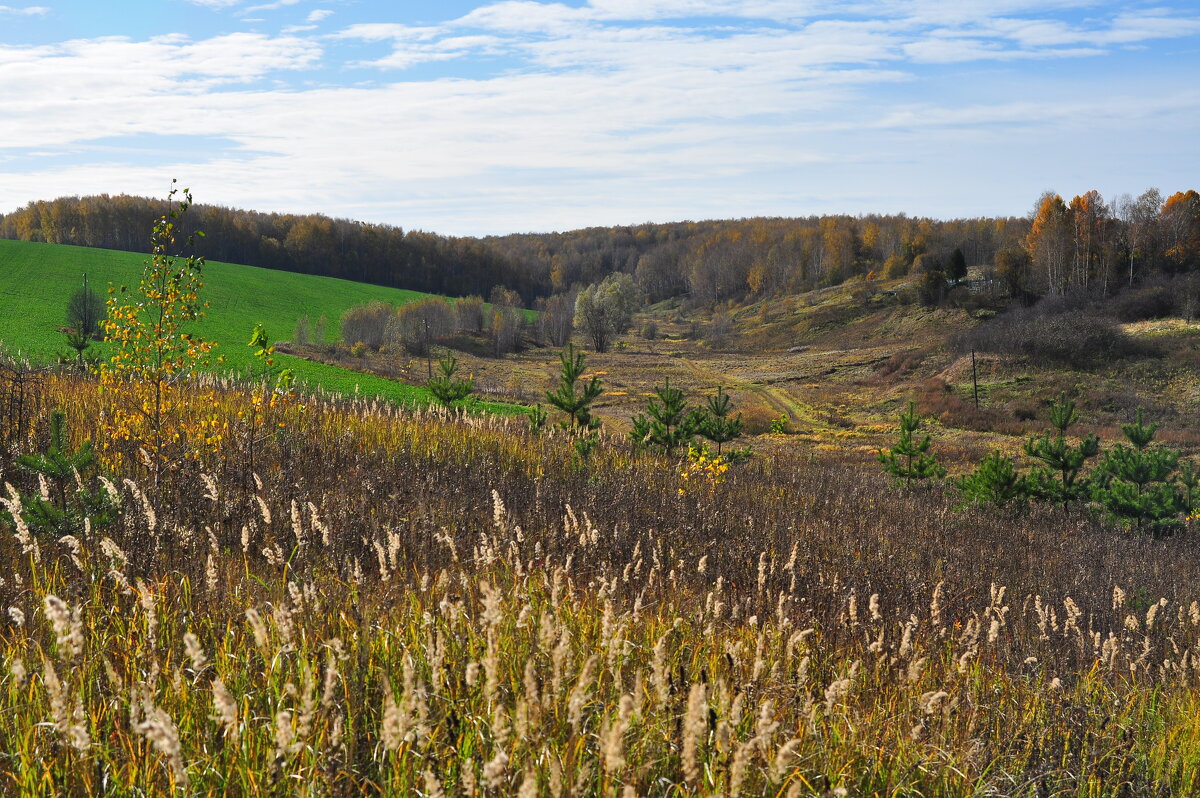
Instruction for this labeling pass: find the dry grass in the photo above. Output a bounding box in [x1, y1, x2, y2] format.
[1, 372, 1200, 794]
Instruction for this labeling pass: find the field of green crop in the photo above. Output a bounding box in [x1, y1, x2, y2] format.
[0, 238, 517, 410]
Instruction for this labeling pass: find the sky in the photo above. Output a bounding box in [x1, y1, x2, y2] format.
[0, 0, 1198, 236]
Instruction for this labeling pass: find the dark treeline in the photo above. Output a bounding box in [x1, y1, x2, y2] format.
[2, 189, 1197, 308]
[0, 194, 536, 300]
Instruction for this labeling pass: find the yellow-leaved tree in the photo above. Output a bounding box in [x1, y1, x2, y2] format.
[99, 181, 221, 484]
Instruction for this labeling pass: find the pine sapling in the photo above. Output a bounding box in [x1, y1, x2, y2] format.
[1092, 407, 1186, 535]
[955, 449, 1030, 509]
[630, 378, 705, 456]
[545, 344, 603, 466]
[879, 401, 945, 484]
[1023, 393, 1099, 509]
[13, 409, 118, 540]
[545, 344, 602, 433]
[698, 385, 750, 462]
[427, 355, 474, 408]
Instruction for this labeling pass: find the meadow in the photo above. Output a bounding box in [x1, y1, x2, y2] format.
[0, 238, 515, 409]
[1, 367, 1199, 796]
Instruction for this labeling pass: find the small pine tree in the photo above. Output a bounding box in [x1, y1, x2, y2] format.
[879, 401, 945, 484]
[1023, 393, 1100, 509]
[527, 403, 549, 435]
[63, 273, 104, 369]
[1092, 408, 1185, 535]
[546, 344, 602, 432]
[427, 355, 474, 408]
[955, 449, 1030, 508]
[66, 273, 104, 340]
[1178, 460, 1200, 520]
[13, 410, 118, 540]
[62, 328, 92, 370]
[630, 378, 705, 456]
[698, 385, 749, 461]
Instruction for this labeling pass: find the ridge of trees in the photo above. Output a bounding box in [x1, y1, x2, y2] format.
[0, 194, 1028, 305]
[0, 194, 535, 301]
[2, 188, 1197, 312]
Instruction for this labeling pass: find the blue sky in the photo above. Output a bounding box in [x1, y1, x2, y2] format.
[1, 0, 1198, 235]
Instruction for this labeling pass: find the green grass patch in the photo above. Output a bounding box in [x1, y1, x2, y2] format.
[0, 238, 522, 412]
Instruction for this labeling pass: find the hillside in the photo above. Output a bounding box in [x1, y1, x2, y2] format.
[0, 238, 516, 410]
[4, 362, 1200, 794]
[373, 270, 1200, 470]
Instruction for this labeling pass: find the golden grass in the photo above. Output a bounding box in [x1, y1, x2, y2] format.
[2, 373, 1200, 794]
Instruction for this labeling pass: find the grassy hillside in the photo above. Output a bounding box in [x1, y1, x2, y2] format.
[0, 238, 516, 410]
[4, 371, 1200, 794]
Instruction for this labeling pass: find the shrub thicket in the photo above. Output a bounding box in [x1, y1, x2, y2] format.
[965, 305, 1146, 367]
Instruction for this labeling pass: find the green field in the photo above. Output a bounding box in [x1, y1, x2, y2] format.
[0, 238, 518, 411]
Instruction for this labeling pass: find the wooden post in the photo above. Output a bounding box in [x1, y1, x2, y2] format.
[971, 349, 979, 409]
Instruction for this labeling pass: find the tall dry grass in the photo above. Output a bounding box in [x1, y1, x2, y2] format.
[0, 372, 1199, 794]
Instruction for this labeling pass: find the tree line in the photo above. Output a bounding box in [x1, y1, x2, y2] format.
[0, 194, 536, 301]
[2, 189, 1197, 310]
[0, 194, 1024, 305]
[1012, 189, 1200, 298]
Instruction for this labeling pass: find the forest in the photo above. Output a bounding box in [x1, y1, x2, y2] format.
[3, 189, 1197, 309]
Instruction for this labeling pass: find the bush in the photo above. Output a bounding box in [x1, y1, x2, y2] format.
[704, 311, 732, 348]
[1113, 285, 1174, 323]
[538, 293, 574, 347]
[455, 296, 485, 332]
[340, 302, 392, 350]
[389, 298, 454, 356]
[492, 306, 524, 355]
[739, 403, 780, 435]
[965, 305, 1147, 368]
[882, 253, 909, 279]
[873, 351, 924, 380]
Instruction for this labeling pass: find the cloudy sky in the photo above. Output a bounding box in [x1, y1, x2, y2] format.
[1, 0, 1198, 235]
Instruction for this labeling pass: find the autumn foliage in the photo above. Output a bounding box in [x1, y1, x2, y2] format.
[97, 184, 222, 480]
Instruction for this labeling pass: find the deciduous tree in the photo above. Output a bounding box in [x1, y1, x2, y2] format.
[99, 182, 219, 485]
[1025, 193, 1071, 295]
[574, 273, 641, 353]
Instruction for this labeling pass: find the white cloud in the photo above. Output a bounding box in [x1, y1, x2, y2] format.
[188, 0, 241, 8]
[0, 4, 48, 14]
[1, 1, 1199, 233]
[306, 8, 332, 23]
[244, 0, 302, 13]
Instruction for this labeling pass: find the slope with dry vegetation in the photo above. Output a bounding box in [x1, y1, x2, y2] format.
[1, 368, 1199, 795]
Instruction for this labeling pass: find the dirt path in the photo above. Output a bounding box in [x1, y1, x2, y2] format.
[676, 355, 805, 424]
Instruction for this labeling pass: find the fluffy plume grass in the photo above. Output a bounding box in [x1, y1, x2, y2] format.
[0, 373, 1199, 793]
